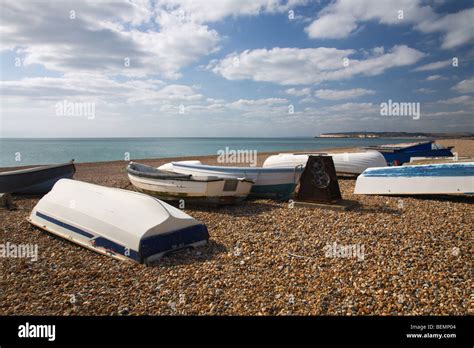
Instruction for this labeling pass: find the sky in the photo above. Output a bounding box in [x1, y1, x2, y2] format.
[0, 0, 473, 137]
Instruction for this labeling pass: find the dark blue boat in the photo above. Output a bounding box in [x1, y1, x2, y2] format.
[364, 141, 454, 166]
[0, 161, 76, 194]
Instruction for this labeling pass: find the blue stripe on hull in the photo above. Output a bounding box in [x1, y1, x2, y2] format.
[35, 211, 209, 263]
[363, 163, 474, 177]
[250, 183, 296, 200]
[93, 237, 140, 261]
[382, 149, 454, 165]
[35, 211, 139, 261]
[139, 224, 209, 260]
[36, 211, 94, 238]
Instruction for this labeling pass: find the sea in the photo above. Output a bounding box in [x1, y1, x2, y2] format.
[0, 137, 422, 168]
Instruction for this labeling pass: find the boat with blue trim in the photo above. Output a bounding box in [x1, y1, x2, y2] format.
[354, 162, 474, 195]
[28, 179, 209, 263]
[0, 160, 75, 194]
[159, 161, 303, 200]
[262, 151, 387, 175]
[127, 162, 253, 204]
[363, 141, 454, 166]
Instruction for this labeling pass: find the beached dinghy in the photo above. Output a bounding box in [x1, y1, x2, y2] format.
[159, 161, 303, 200]
[28, 179, 209, 263]
[127, 162, 253, 204]
[363, 141, 454, 166]
[354, 162, 474, 195]
[0, 160, 75, 194]
[262, 151, 387, 175]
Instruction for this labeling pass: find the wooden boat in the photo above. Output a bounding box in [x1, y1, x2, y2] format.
[262, 151, 387, 175]
[0, 160, 75, 194]
[127, 162, 253, 204]
[159, 161, 303, 200]
[363, 141, 454, 165]
[28, 179, 209, 263]
[354, 162, 474, 195]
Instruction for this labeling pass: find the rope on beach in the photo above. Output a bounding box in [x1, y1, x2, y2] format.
[288, 252, 314, 259]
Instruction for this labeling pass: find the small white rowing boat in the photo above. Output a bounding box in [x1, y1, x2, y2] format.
[354, 162, 474, 195]
[28, 179, 209, 263]
[159, 161, 303, 200]
[262, 151, 387, 175]
[127, 162, 253, 204]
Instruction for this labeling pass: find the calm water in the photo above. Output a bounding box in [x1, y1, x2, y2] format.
[0, 137, 422, 168]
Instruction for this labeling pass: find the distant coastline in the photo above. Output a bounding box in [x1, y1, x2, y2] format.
[316, 132, 474, 139]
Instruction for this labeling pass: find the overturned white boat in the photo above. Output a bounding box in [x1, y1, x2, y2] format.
[263, 151, 387, 175]
[127, 162, 253, 204]
[28, 179, 209, 263]
[354, 162, 474, 195]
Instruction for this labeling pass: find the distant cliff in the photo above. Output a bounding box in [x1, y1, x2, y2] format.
[317, 132, 473, 139]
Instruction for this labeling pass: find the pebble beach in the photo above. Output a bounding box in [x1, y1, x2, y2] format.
[1, 139, 472, 316]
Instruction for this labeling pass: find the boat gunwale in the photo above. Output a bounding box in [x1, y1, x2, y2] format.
[0, 160, 75, 176]
[362, 162, 474, 175]
[27, 216, 136, 263]
[129, 162, 254, 183]
[129, 182, 251, 204]
[171, 162, 302, 173]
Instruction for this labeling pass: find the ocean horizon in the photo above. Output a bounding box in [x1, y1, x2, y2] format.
[0, 137, 422, 168]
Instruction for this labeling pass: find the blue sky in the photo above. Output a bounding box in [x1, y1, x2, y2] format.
[0, 0, 473, 137]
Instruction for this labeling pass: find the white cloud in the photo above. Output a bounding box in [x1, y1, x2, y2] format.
[0, 1, 316, 80]
[1, 73, 203, 105]
[305, 0, 474, 49]
[155, 0, 307, 23]
[426, 74, 445, 81]
[416, 8, 474, 49]
[1, 72, 296, 120]
[209, 45, 424, 85]
[423, 110, 471, 117]
[414, 88, 435, 93]
[0, 1, 220, 79]
[285, 88, 312, 96]
[413, 60, 451, 71]
[305, 0, 434, 39]
[300, 97, 318, 104]
[305, 12, 359, 39]
[315, 88, 375, 100]
[438, 95, 474, 106]
[127, 84, 204, 104]
[452, 77, 474, 94]
[299, 102, 379, 121]
[227, 98, 289, 110]
[158, 97, 292, 119]
[324, 102, 377, 114]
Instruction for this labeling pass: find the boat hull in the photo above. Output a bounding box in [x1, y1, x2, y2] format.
[28, 179, 209, 263]
[262, 151, 387, 175]
[159, 162, 302, 200]
[127, 173, 252, 204]
[0, 161, 75, 194]
[364, 141, 454, 165]
[354, 163, 474, 195]
[249, 183, 297, 199]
